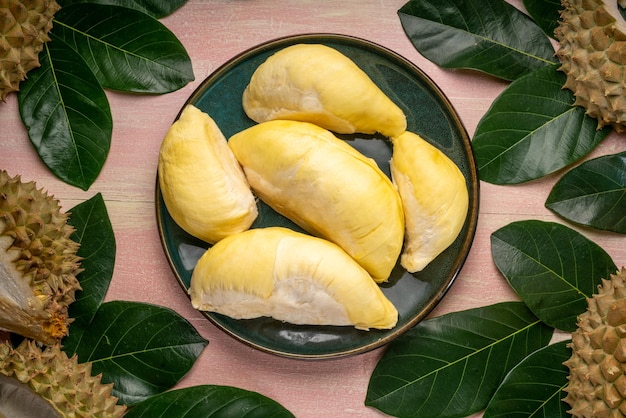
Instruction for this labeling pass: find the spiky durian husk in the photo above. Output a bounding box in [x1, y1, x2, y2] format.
[0, 0, 60, 101]
[0, 170, 82, 345]
[555, 0, 626, 132]
[564, 267, 626, 417]
[0, 339, 126, 417]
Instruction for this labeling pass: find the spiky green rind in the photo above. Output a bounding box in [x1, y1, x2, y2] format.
[0, 0, 61, 100]
[564, 267, 626, 417]
[555, 0, 626, 132]
[0, 339, 126, 417]
[0, 170, 82, 344]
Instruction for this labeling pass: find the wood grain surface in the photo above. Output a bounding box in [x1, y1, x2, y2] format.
[1, 1, 625, 417]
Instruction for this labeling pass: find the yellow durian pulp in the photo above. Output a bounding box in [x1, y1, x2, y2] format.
[242, 43, 407, 137]
[158, 105, 258, 244]
[189, 227, 398, 330]
[390, 131, 469, 273]
[228, 120, 405, 282]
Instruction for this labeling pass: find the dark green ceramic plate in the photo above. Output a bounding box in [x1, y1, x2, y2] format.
[156, 34, 479, 359]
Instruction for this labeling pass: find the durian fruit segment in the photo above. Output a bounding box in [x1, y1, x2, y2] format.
[228, 120, 405, 282]
[189, 227, 398, 330]
[0, 339, 126, 417]
[158, 104, 258, 244]
[563, 267, 626, 418]
[242, 43, 407, 137]
[0, 0, 61, 101]
[390, 131, 469, 273]
[555, 0, 626, 132]
[0, 170, 82, 345]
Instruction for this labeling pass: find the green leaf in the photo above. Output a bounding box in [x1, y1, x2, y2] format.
[483, 340, 571, 418]
[64, 193, 116, 354]
[57, 0, 188, 19]
[546, 151, 626, 234]
[18, 33, 112, 191]
[125, 385, 296, 418]
[398, 0, 557, 81]
[491, 220, 617, 332]
[522, 0, 561, 38]
[473, 65, 610, 184]
[366, 301, 553, 418]
[53, 3, 194, 93]
[69, 300, 208, 406]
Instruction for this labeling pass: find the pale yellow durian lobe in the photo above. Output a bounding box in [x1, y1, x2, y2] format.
[228, 120, 405, 282]
[158, 105, 258, 244]
[189, 227, 398, 330]
[390, 131, 469, 273]
[242, 43, 407, 137]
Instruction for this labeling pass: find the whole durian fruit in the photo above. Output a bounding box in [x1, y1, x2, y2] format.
[563, 267, 626, 417]
[0, 339, 126, 417]
[555, 0, 626, 132]
[0, 0, 61, 101]
[0, 170, 82, 345]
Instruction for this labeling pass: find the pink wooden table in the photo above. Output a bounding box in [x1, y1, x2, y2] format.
[1, 1, 624, 416]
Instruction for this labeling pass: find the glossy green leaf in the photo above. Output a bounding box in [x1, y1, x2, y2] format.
[64, 193, 116, 354]
[53, 3, 194, 93]
[68, 300, 208, 406]
[546, 151, 626, 234]
[125, 385, 296, 418]
[522, 0, 561, 38]
[398, 0, 557, 81]
[491, 220, 617, 332]
[483, 339, 571, 418]
[57, 0, 188, 18]
[366, 302, 553, 418]
[18, 34, 112, 191]
[473, 65, 610, 184]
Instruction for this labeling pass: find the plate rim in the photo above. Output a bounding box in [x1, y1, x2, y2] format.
[155, 32, 480, 360]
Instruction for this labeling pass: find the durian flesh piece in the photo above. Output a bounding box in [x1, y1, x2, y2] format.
[228, 120, 405, 282]
[0, 339, 126, 417]
[0, 170, 82, 345]
[242, 43, 407, 137]
[555, 0, 626, 132]
[189, 227, 398, 330]
[0, 0, 61, 101]
[564, 267, 626, 418]
[158, 104, 258, 244]
[390, 131, 469, 273]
